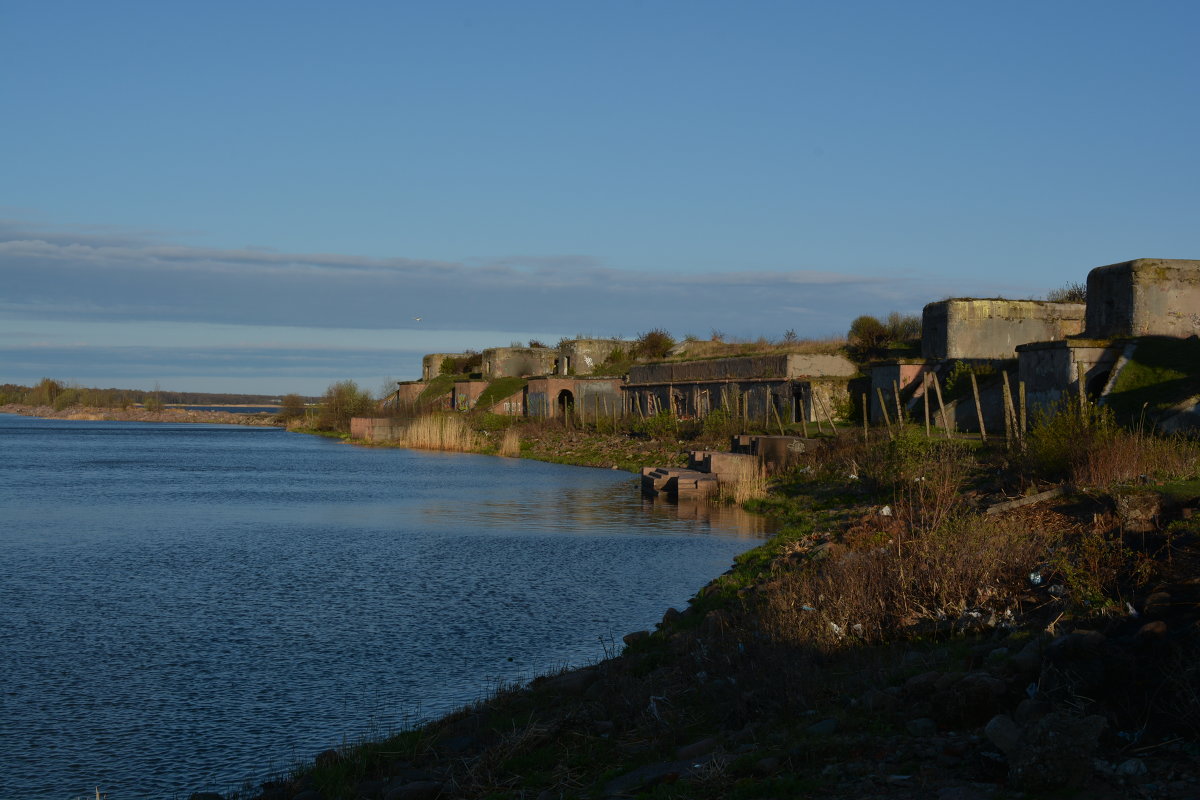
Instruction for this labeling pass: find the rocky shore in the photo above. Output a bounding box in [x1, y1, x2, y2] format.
[0, 403, 281, 426]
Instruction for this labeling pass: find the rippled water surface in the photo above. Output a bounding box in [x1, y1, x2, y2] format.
[0, 414, 770, 799]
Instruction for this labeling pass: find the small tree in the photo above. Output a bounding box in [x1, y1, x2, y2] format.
[317, 380, 375, 432]
[26, 378, 64, 406]
[279, 394, 307, 421]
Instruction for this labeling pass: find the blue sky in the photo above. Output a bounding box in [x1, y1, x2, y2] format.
[2, 1, 1197, 395]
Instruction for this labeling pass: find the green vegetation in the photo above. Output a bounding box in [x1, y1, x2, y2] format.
[417, 373, 464, 406]
[314, 380, 375, 433]
[439, 351, 482, 376]
[1104, 336, 1200, 421]
[939, 359, 1003, 403]
[473, 377, 527, 411]
[632, 328, 676, 360]
[847, 312, 921, 360]
[278, 393, 307, 422]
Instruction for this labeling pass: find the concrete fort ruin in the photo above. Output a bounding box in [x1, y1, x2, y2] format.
[871, 258, 1200, 433]
[376, 256, 1200, 442]
[624, 353, 857, 425]
[921, 299, 1085, 361]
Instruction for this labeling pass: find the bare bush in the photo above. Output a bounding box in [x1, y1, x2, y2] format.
[761, 511, 1062, 651]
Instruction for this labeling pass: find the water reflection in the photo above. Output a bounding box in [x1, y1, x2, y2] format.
[0, 415, 772, 800]
[437, 480, 770, 539]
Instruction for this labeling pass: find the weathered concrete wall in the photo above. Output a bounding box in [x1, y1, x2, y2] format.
[1017, 340, 1123, 415]
[422, 353, 468, 382]
[868, 360, 938, 423]
[923, 299, 1087, 360]
[922, 299, 1085, 360]
[628, 354, 855, 384]
[481, 347, 558, 379]
[525, 377, 624, 418]
[381, 381, 425, 411]
[624, 377, 850, 423]
[1085, 258, 1200, 339]
[557, 339, 627, 375]
[452, 380, 489, 412]
[350, 417, 406, 442]
[729, 434, 809, 473]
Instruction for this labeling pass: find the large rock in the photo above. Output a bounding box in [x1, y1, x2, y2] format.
[985, 711, 1106, 791]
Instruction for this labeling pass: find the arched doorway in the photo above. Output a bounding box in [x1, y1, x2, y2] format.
[557, 389, 575, 418]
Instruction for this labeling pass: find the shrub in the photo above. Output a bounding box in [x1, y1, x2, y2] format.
[439, 351, 482, 375]
[630, 410, 676, 440]
[279, 393, 307, 421]
[1047, 281, 1087, 303]
[632, 328, 675, 360]
[884, 311, 921, 342]
[316, 380, 375, 432]
[762, 510, 1061, 650]
[857, 429, 973, 493]
[1018, 400, 1116, 483]
[847, 316, 888, 355]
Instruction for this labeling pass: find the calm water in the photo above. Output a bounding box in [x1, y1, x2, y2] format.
[0, 414, 770, 799]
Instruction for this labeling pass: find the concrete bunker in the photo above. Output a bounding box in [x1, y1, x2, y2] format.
[921, 299, 1085, 361]
[1084, 258, 1200, 339]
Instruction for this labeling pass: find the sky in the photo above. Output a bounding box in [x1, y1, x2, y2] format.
[2, 1, 1197, 396]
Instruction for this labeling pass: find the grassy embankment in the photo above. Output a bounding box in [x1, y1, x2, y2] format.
[235, 401, 1200, 800]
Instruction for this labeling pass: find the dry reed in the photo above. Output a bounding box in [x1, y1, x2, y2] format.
[497, 427, 521, 458]
[719, 462, 769, 504]
[396, 413, 480, 452]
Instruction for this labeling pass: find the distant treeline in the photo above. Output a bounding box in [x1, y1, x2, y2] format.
[0, 379, 318, 410]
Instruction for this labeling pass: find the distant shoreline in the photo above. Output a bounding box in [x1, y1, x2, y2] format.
[0, 403, 282, 427]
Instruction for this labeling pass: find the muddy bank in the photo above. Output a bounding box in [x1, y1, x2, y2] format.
[0, 403, 281, 426]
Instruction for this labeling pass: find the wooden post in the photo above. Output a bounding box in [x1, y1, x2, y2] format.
[1019, 380, 1027, 436]
[1076, 361, 1087, 417]
[1001, 374, 1013, 448]
[816, 391, 839, 437]
[770, 390, 786, 436]
[1001, 371, 1019, 448]
[969, 372, 987, 442]
[875, 386, 894, 439]
[923, 372, 931, 438]
[861, 393, 869, 442]
[799, 387, 810, 438]
[892, 380, 903, 428]
[931, 373, 951, 439]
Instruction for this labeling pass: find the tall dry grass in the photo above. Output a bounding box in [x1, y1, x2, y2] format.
[1072, 428, 1200, 487]
[721, 462, 769, 504]
[395, 413, 480, 452]
[761, 510, 1063, 652]
[497, 427, 521, 457]
[1021, 401, 1200, 487]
